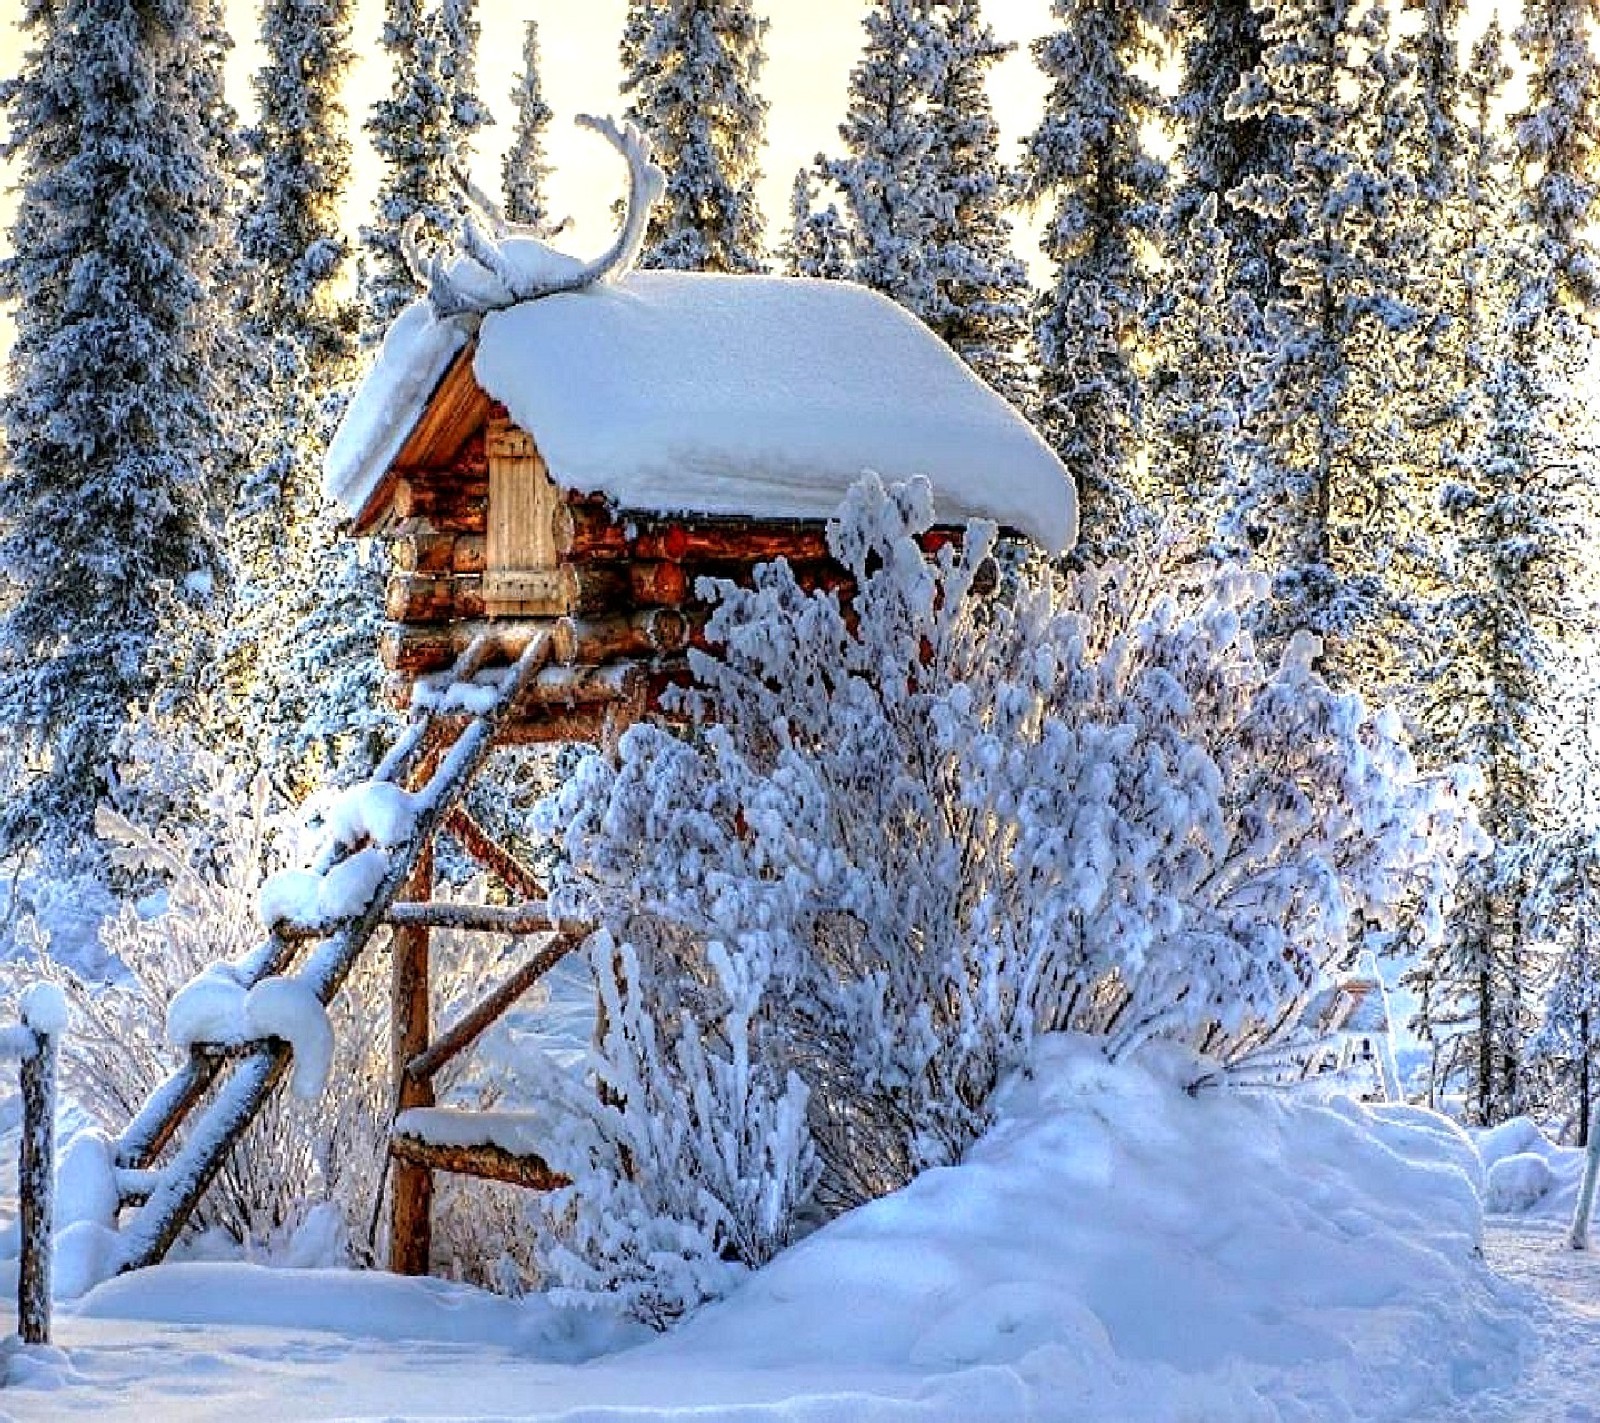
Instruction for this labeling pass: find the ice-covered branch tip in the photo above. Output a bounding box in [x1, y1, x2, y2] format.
[402, 113, 665, 321]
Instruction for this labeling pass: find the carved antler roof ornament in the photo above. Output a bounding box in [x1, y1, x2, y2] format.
[401, 114, 666, 322]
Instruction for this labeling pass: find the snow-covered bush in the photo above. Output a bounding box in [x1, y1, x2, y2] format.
[531, 475, 1479, 1324]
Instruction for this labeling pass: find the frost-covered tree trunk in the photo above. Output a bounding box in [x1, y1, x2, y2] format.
[0, 0, 228, 867]
[1020, 0, 1167, 562]
[621, 0, 770, 273]
[502, 19, 558, 235]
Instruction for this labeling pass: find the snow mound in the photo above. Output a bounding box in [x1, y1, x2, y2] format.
[646, 1035, 1528, 1420]
[55, 1128, 119, 1231]
[257, 845, 391, 931]
[19, 981, 68, 1037]
[245, 977, 334, 1100]
[165, 961, 250, 1049]
[313, 780, 421, 851]
[1472, 1116, 1588, 1221]
[165, 966, 333, 1099]
[1486, 1152, 1555, 1213]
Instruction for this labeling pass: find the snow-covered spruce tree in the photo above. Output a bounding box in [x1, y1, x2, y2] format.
[502, 19, 558, 235]
[803, 0, 1029, 399]
[917, 0, 1032, 406]
[782, 169, 852, 279]
[437, 0, 490, 166]
[360, 0, 459, 344]
[0, 0, 227, 868]
[527, 476, 1478, 1324]
[1224, 0, 1419, 685]
[620, 0, 769, 273]
[1020, 0, 1167, 562]
[1167, 0, 1296, 303]
[807, 0, 944, 317]
[1414, 0, 1600, 1126]
[228, 0, 384, 796]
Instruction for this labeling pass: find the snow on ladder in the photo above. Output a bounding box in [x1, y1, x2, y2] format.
[108, 631, 572, 1275]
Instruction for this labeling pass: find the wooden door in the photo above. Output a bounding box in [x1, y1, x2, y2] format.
[484, 418, 566, 615]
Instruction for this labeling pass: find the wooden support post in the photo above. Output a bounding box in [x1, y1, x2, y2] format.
[389, 836, 435, 1275]
[18, 1005, 59, 1345]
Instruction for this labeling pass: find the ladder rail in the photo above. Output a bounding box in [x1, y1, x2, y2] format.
[112, 631, 556, 1273]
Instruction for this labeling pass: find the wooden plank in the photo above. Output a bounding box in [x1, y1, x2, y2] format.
[388, 1133, 569, 1192]
[390, 346, 492, 474]
[386, 900, 565, 935]
[442, 807, 547, 901]
[486, 417, 563, 615]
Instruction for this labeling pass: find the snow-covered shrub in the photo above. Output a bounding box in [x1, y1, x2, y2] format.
[524, 928, 817, 1327]
[532, 475, 1478, 1323]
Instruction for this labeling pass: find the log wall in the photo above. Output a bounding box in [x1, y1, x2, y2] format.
[375, 407, 963, 741]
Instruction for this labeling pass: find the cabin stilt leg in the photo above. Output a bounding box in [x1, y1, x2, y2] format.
[389, 837, 435, 1275]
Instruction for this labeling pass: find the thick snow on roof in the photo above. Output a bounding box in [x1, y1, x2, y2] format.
[326, 270, 1076, 553]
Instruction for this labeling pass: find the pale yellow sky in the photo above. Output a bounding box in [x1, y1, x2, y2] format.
[0, 1, 1056, 287]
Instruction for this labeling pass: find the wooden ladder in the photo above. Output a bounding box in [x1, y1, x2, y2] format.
[109, 630, 573, 1275]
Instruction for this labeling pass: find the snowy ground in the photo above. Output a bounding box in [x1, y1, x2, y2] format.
[4, 1036, 1590, 1421]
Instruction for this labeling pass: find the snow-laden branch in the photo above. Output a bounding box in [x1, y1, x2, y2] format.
[402, 113, 665, 320]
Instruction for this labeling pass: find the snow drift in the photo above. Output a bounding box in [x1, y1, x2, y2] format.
[12, 1034, 1532, 1421]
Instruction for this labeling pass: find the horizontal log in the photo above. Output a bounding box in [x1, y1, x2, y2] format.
[387, 1133, 569, 1192]
[631, 521, 834, 564]
[629, 560, 691, 607]
[552, 609, 688, 665]
[390, 479, 488, 534]
[524, 661, 645, 707]
[390, 533, 487, 576]
[389, 566, 635, 625]
[494, 705, 624, 745]
[386, 900, 564, 934]
[386, 573, 481, 623]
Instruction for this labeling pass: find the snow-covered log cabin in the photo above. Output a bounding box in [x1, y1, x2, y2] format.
[325, 117, 1075, 742]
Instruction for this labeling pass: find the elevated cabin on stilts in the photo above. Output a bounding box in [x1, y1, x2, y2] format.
[95, 118, 1074, 1286]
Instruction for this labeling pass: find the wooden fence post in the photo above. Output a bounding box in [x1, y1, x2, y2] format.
[17, 985, 63, 1345]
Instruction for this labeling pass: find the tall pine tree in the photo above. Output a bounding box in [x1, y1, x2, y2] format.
[621, 0, 770, 273]
[802, 1, 1028, 400]
[360, 0, 459, 343]
[0, 0, 227, 865]
[503, 18, 558, 235]
[918, 0, 1032, 406]
[1020, 0, 1167, 560]
[807, 0, 944, 316]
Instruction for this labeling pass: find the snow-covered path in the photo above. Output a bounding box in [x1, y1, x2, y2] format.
[1472, 1217, 1600, 1422]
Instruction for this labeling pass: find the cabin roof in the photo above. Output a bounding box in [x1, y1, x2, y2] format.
[325, 271, 1076, 553]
